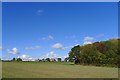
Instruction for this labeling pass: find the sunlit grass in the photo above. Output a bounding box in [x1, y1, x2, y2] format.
[2, 62, 118, 78]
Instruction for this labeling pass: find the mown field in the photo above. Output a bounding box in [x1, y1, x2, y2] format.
[0, 62, 2, 79]
[2, 62, 118, 78]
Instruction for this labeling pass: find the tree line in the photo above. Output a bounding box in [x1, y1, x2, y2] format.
[2, 57, 63, 62]
[68, 39, 119, 67]
[2, 38, 119, 67]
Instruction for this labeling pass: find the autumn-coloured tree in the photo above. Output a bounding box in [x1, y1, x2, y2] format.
[68, 39, 119, 67]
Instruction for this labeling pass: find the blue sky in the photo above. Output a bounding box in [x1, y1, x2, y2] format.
[2, 2, 118, 60]
[0, 2, 1, 59]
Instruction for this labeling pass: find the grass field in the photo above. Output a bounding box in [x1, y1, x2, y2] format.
[0, 62, 2, 79]
[2, 62, 118, 78]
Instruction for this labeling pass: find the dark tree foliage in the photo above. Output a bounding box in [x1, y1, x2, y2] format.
[68, 39, 119, 67]
[16, 58, 22, 62]
[12, 58, 16, 61]
[46, 58, 50, 62]
[68, 45, 81, 64]
[93, 42, 107, 53]
[74, 59, 80, 64]
[64, 57, 68, 62]
[57, 58, 62, 62]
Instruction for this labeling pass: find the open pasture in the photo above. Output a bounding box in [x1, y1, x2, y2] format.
[2, 62, 118, 78]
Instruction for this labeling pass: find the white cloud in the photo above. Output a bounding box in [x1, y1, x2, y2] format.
[63, 54, 69, 58]
[18, 54, 29, 59]
[63, 46, 73, 49]
[48, 35, 54, 39]
[37, 10, 44, 15]
[52, 43, 77, 50]
[66, 44, 80, 49]
[52, 43, 63, 50]
[42, 35, 53, 41]
[44, 51, 58, 58]
[25, 45, 41, 50]
[7, 48, 19, 54]
[84, 37, 94, 41]
[83, 37, 94, 45]
[18, 54, 35, 61]
[2, 56, 11, 60]
[83, 41, 92, 45]
[74, 43, 80, 46]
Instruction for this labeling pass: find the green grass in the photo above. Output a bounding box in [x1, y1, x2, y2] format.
[0, 62, 2, 79]
[118, 68, 120, 80]
[2, 62, 118, 78]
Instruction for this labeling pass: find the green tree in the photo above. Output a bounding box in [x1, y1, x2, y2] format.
[93, 42, 107, 53]
[12, 58, 16, 61]
[57, 58, 62, 62]
[46, 58, 50, 62]
[68, 39, 119, 67]
[80, 44, 98, 65]
[16, 58, 22, 62]
[64, 57, 68, 62]
[68, 45, 81, 64]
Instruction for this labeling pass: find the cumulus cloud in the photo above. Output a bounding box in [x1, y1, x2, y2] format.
[18, 54, 35, 61]
[52, 43, 63, 50]
[42, 35, 54, 41]
[84, 37, 94, 41]
[18, 54, 29, 59]
[44, 51, 58, 58]
[25, 45, 41, 50]
[7, 48, 19, 54]
[2, 56, 11, 60]
[83, 37, 94, 45]
[52, 43, 76, 50]
[63, 54, 69, 58]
